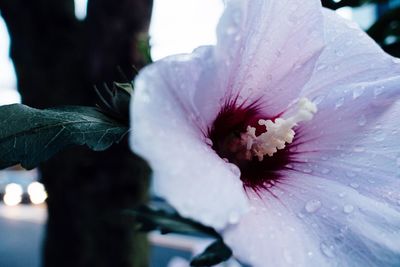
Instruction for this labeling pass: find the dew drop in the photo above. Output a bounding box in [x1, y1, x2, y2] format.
[263, 182, 272, 188]
[358, 115, 367, 126]
[297, 212, 305, 219]
[343, 205, 354, 214]
[352, 86, 365, 99]
[349, 183, 359, 189]
[204, 138, 213, 146]
[345, 40, 353, 46]
[305, 200, 322, 213]
[312, 95, 325, 105]
[392, 58, 400, 64]
[321, 168, 330, 174]
[302, 168, 313, 174]
[373, 130, 386, 142]
[228, 163, 241, 176]
[335, 97, 344, 109]
[320, 242, 335, 258]
[226, 26, 236, 35]
[228, 211, 240, 224]
[335, 50, 344, 57]
[285, 164, 294, 169]
[353, 145, 365, 152]
[316, 64, 327, 71]
[374, 86, 384, 97]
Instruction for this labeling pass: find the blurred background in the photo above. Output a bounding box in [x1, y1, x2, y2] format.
[0, 0, 399, 266]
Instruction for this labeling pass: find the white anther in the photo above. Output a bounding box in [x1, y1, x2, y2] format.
[241, 98, 317, 161]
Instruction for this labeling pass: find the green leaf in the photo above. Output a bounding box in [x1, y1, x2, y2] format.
[95, 82, 132, 123]
[190, 240, 233, 267]
[125, 204, 233, 266]
[0, 104, 128, 169]
[124, 205, 220, 238]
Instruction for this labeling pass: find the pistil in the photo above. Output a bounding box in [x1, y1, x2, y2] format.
[240, 98, 317, 161]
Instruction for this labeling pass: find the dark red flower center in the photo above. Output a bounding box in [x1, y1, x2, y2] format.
[208, 100, 296, 192]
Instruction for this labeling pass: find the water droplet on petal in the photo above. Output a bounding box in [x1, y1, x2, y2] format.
[373, 130, 386, 142]
[228, 163, 241, 176]
[335, 50, 344, 57]
[204, 138, 213, 146]
[353, 145, 365, 152]
[392, 58, 400, 64]
[297, 212, 305, 219]
[374, 86, 384, 97]
[320, 241, 335, 258]
[316, 64, 327, 71]
[312, 95, 325, 105]
[352, 86, 365, 99]
[305, 200, 322, 213]
[321, 168, 330, 174]
[358, 115, 367, 126]
[263, 182, 272, 188]
[335, 97, 344, 109]
[349, 183, 359, 189]
[343, 205, 354, 214]
[302, 168, 313, 174]
[228, 211, 240, 224]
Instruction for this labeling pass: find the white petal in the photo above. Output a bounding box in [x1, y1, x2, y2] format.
[130, 47, 248, 229]
[292, 75, 400, 205]
[303, 9, 400, 97]
[225, 174, 400, 267]
[213, 0, 324, 115]
[293, 10, 400, 208]
[224, 190, 328, 267]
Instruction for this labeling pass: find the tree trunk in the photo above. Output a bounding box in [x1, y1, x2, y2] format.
[0, 0, 153, 266]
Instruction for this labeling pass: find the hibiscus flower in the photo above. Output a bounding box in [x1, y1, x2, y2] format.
[130, 0, 400, 266]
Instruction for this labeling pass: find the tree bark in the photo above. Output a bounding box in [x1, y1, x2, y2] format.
[0, 0, 152, 266]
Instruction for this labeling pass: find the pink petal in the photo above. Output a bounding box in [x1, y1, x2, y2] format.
[130, 47, 248, 229]
[211, 0, 324, 115]
[225, 174, 400, 267]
